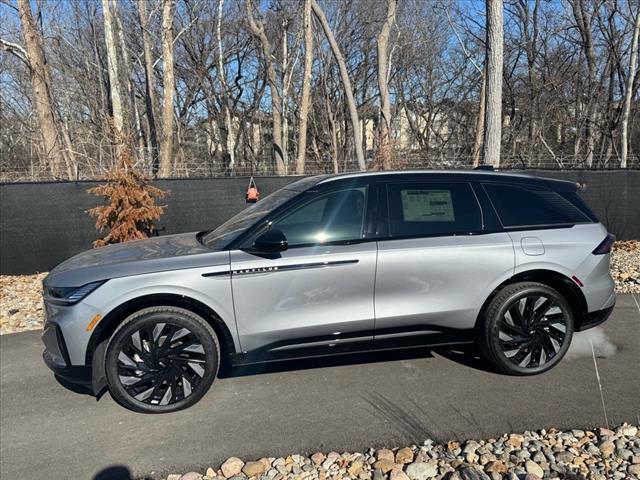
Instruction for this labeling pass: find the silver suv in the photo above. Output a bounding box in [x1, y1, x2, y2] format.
[42, 171, 616, 413]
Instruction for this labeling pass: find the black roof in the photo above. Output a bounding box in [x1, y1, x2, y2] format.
[314, 170, 578, 192]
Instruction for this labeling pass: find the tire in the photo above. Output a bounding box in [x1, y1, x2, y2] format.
[478, 282, 574, 375]
[105, 306, 219, 413]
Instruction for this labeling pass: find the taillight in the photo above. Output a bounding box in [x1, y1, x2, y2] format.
[592, 233, 616, 255]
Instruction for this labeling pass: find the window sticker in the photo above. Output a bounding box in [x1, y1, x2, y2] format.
[400, 189, 455, 222]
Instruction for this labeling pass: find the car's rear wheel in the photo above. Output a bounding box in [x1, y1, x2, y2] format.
[105, 306, 219, 413]
[478, 282, 574, 375]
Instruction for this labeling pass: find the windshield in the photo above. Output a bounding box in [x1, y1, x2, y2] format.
[201, 176, 323, 249]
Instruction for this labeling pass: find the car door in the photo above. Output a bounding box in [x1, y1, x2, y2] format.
[373, 180, 514, 346]
[229, 182, 378, 357]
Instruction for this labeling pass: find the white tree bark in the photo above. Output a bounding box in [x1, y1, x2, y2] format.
[246, 0, 285, 175]
[621, 6, 640, 168]
[483, 0, 503, 167]
[101, 0, 124, 138]
[296, 0, 313, 175]
[376, 0, 396, 170]
[136, 0, 160, 173]
[159, 0, 175, 177]
[217, 0, 236, 174]
[311, 0, 366, 171]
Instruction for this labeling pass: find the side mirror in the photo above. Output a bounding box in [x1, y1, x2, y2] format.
[253, 229, 288, 253]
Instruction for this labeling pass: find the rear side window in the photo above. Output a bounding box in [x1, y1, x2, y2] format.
[483, 183, 593, 228]
[387, 183, 482, 237]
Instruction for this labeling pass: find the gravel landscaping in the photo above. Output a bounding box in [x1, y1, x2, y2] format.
[1, 241, 638, 335]
[161, 424, 640, 480]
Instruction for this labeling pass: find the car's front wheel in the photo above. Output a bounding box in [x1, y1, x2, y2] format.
[105, 306, 219, 413]
[478, 282, 574, 375]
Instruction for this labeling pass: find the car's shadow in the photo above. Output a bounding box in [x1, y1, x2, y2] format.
[53, 344, 499, 400]
[218, 343, 499, 378]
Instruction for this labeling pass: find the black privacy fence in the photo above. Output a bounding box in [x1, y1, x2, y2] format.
[1, 170, 638, 275]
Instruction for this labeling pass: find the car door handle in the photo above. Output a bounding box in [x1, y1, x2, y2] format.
[202, 259, 359, 278]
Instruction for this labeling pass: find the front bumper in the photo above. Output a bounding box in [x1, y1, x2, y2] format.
[42, 322, 91, 385]
[577, 304, 615, 332]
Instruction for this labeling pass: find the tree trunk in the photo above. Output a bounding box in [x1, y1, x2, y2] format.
[296, 0, 313, 175]
[311, 0, 366, 171]
[570, 0, 597, 167]
[101, 0, 124, 140]
[114, 3, 145, 163]
[136, 0, 160, 174]
[14, 0, 69, 179]
[483, 0, 503, 167]
[246, 0, 285, 175]
[158, 0, 175, 177]
[621, 7, 640, 168]
[472, 69, 486, 167]
[376, 0, 396, 170]
[217, 0, 236, 174]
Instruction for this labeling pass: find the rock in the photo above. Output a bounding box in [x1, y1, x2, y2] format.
[598, 427, 615, 438]
[506, 434, 524, 449]
[522, 475, 541, 480]
[373, 459, 395, 474]
[463, 441, 481, 454]
[373, 468, 385, 480]
[243, 461, 268, 478]
[458, 467, 490, 480]
[525, 461, 544, 478]
[180, 473, 203, 480]
[396, 447, 414, 464]
[628, 464, 640, 476]
[311, 453, 325, 465]
[405, 461, 438, 480]
[621, 425, 638, 437]
[445, 473, 462, 480]
[555, 451, 574, 463]
[465, 452, 479, 463]
[167, 475, 182, 480]
[390, 469, 411, 480]
[484, 461, 507, 474]
[222, 458, 245, 478]
[348, 460, 364, 477]
[598, 440, 615, 458]
[377, 449, 395, 463]
[205, 467, 216, 478]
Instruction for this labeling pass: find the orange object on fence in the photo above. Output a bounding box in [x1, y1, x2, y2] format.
[246, 177, 259, 203]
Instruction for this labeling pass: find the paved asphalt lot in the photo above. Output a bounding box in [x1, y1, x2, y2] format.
[1, 295, 638, 480]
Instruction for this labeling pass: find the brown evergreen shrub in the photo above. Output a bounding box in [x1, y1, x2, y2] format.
[87, 145, 168, 248]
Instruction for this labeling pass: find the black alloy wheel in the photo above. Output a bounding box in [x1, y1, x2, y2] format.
[105, 306, 219, 413]
[479, 282, 574, 375]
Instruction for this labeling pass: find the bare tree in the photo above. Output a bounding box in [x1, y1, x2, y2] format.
[217, 0, 236, 174]
[311, 0, 365, 171]
[159, 0, 175, 177]
[136, 0, 160, 173]
[296, 0, 313, 174]
[376, 0, 397, 170]
[570, 0, 598, 167]
[2, 0, 71, 178]
[621, 4, 640, 168]
[101, 0, 124, 138]
[246, 0, 285, 175]
[483, 0, 503, 167]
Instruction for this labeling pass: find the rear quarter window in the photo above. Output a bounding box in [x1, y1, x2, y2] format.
[387, 182, 482, 237]
[483, 183, 594, 228]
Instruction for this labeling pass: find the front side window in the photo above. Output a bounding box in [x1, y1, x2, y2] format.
[483, 183, 592, 228]
[387, 183, 482, 237]
[264, 186, 368, 247]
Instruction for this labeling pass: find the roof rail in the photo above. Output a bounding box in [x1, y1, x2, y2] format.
[474, 165, 495, 171]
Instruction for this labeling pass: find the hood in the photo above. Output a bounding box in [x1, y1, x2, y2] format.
[45, 232, 229, 287]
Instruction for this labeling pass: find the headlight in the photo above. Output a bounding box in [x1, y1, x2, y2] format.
[45, 280, 106, 305]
